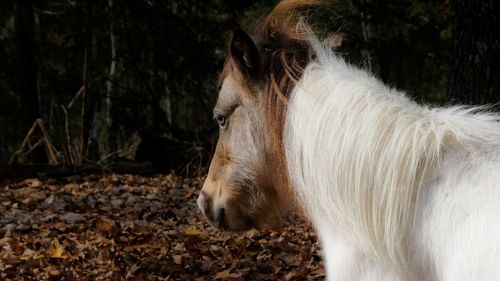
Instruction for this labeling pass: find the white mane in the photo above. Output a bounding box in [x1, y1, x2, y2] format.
[284, 32, 500, 279]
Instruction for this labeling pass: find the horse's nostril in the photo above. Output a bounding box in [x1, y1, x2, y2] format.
[214, 207, 225, 225]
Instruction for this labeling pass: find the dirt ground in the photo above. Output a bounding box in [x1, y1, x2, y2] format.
[0, 174, 324, 280]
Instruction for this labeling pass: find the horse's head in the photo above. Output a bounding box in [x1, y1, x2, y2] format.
[198, 0, 317, 231]
[198, 29, 287, 231]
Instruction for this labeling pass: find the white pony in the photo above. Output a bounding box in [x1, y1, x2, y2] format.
[198, 1, 500, 280]
[285, 27, 500, 281]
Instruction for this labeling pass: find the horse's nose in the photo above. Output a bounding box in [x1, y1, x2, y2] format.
[197, 191, 226, 227]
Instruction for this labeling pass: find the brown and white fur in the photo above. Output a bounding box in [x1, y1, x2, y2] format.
[198, 1, 500, 280]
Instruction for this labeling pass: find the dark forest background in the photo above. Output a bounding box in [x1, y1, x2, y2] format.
[0, 0, 498, 177]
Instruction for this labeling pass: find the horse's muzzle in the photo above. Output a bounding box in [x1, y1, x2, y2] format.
[197, 191, 250, 231]
[197, 191, 226, 228]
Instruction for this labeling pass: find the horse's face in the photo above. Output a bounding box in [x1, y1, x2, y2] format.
[198, 30, 286, 231]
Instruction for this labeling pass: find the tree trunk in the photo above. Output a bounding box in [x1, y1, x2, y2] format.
[80, 3, 94, 160]
[447, 0, 500, 106]
[98, 0, 117, 159]
[14, 0, 47, 163]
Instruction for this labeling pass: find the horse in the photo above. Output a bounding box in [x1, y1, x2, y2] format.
[197, 1, 500, 280]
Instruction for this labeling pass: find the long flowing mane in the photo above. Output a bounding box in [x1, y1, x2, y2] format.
[285, 32, 500, 268]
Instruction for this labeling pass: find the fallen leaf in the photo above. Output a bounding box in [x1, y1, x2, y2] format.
[47, 248, 66, 259]
[47, 238, 67, 259]
[214, 269, 242, 280]
[19, 247, 35, 260]
[96, 217, 117, 234]
[33, 254, 45, 260]
[25, 178, 43, 188]
[184, 226, 205, 237]
[173, 255, 182, 265]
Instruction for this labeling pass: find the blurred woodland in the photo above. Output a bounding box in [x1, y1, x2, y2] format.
[0, 0, 498, 177]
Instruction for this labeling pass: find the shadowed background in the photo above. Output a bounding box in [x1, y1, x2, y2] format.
[0, 0, 498, 176]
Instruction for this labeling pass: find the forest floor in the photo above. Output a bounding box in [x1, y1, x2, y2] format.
[0, 173, 324, 280]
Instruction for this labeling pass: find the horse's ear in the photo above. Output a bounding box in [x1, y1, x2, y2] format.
[230, 29, 261, 79]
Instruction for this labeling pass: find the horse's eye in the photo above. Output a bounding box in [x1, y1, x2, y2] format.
[215, 115, 227, 128]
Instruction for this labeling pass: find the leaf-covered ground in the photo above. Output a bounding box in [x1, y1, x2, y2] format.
[0, 174, 324, 280]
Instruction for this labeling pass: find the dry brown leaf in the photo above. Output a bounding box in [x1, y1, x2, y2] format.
[173, 255, 182, 265]
[19, 248, 36, 260]
[214, 269, 242, 280]
[24, 178, 43, 188]
[96, 217, 117, 234]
